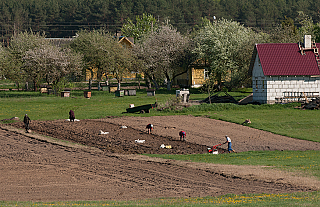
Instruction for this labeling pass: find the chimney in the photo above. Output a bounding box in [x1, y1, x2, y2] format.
[304, 35, 312, 49]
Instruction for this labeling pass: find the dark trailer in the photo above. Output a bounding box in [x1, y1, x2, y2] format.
[126, 102, 157, 114]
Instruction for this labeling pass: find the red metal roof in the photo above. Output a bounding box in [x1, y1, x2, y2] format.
[255, 43, 320, 76]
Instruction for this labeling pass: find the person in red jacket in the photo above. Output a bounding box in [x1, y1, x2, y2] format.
[146, 124, 153, 134]
[179, 131, 186, 141]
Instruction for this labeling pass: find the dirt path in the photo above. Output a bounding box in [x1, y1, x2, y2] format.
[1, 115, 320, 201]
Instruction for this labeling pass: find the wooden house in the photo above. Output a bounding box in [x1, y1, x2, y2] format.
[173, 59, 209, 88]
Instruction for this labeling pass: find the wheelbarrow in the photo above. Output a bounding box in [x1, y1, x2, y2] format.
[207, 143, 222, 154]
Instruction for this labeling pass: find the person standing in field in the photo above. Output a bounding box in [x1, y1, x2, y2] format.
[224, 135, 236, 153]
[179, 131, 186, 141]
[69, 110, 75, 122]
[23, 114, 31, 132]
[146, 124, 153, 134]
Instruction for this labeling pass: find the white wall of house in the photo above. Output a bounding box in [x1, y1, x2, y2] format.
[252, 54, 267, 103]
[252, 54, 320, 104]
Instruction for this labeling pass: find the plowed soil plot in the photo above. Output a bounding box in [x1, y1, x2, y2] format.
[8, 119, 219, 154]
[1, 116, 320, 202]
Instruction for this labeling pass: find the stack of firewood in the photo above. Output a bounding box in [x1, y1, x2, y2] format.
[301, 97, 320, 110]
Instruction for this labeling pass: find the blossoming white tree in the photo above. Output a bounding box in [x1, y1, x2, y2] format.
[193, 18, 261, 90]
[134, 25, 189, 90]
[6, 31, 82, 91]
[23, 45, 82, 92]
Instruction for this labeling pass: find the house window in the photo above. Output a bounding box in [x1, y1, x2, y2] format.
[255, 80, 258, 89]
[262, 80, 265, 89]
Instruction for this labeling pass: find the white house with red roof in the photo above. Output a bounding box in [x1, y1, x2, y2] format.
[250, 35, 320, 104]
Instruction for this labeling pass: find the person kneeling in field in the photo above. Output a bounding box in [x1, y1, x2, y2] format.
[179, 131, 186, 141]
[146, 124, 153, 134]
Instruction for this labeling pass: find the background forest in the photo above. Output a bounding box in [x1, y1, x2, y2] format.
[1, 0, 320, 92]
[1, 0, 320, 43]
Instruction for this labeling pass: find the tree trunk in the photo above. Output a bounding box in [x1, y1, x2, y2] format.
[167, 80, 171, 91]
[15, 82, 19, 91]
[25, 82, 29, 91]
[151, 75, 159, 90]
[117, 80, 121, 90]
[165, 73, 171, 91]
[98, 81, 101, 91]
[105, 77, 109, 86]
[89, 79, 92, 90]
[208, 87, 211, 104]
[33, 80, 37, 92]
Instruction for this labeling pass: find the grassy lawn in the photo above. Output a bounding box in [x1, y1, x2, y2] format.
[0, 191, 319, 206]
[145, 150, 320, 179]
[0, 88, 250, 121]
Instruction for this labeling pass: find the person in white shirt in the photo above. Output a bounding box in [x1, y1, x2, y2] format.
[224, 135, 236, 153]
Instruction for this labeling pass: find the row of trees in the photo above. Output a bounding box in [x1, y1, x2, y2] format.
[1, 0, 320, 43]
[1, 12, 320, 92]
[0, 31, 82, 92]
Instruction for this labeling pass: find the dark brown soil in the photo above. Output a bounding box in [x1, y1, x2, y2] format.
[8, 119, 226, 154]
[1, 116, 319, 202]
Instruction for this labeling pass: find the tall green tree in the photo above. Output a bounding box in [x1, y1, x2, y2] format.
[70, 30, 114, 89]
[70, 29, 134, 90]
[121, 13, 158, 41]
[193, 18, 262, 90]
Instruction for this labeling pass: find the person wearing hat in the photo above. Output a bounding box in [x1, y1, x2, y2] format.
[179, 131, 186, 141]
[224, 135, 236, 153]
[23, 114, 31, 132]
[146, 123, 153, 134]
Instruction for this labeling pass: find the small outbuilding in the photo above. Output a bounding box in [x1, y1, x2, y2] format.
[250, 35, 320, 104]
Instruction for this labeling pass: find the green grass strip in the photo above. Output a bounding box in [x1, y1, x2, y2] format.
[145, 150, 320, 179]
[0, 191, 319, 206]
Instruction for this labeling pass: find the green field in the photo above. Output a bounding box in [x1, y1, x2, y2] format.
[0, 191, 319, 206]
[146, 150, 320, 179]
[1, 88, 320, 206]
